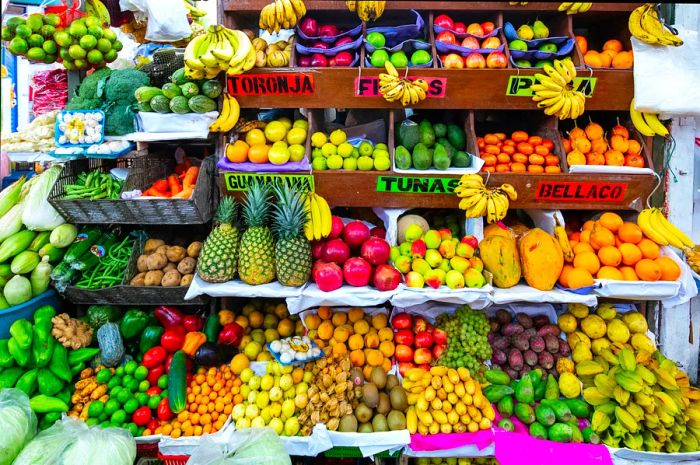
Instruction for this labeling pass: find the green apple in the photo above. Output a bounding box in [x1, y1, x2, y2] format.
[410, 49, 431, 66]
[390, 51, 409, 68]
[508, 39, 528, 51]
[370, 49, 390, 67]
[366, 31, 386, 48]
[358, 141, 374, 156]
[538, 43, 558, 53]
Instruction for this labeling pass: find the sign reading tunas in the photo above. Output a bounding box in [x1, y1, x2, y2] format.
[223, 173, 314, 192]
[227, 73, 314, 96]
[376, 176, 459, 194]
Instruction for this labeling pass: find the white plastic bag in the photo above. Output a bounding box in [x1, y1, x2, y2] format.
[21, 165, 65, 231]
[186, 428, 291, 465]
[119, 0, 191, 42]
[0, 389, 37, 465]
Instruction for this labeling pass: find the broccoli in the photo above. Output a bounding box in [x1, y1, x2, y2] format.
[105, 69, 150, 104]
[65, 67, 112, 110]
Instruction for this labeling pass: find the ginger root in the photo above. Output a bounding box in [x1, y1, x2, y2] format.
[51, 313, 94, 349]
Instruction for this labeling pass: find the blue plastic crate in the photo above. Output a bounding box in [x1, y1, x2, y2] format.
[0, 289, 62, 338]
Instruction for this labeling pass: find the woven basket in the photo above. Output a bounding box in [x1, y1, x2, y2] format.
[49, 155, 215, 225]
[141, 48, 185, 88]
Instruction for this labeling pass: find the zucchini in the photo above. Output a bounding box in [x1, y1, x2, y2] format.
[38, 243, 67, 263]
[0, 230, 36, 262]
[11, 250, 40, 274]
[63, 227, 101, 264]
[71, 231, 118, 271]
[168, 350, 187, 413]
[28, 231, 51, 252]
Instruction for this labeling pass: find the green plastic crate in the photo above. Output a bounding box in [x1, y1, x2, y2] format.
[324, 446, 401, 459]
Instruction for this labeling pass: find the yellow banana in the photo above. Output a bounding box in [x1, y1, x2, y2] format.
[303, 195, 314, 241]
[534, 74, 565, 91]
[629, 4, 660, 45]
[651, 208, 686, 249]
[641, 112, 669, 137]
[309, 193, 322, 240]
[312, 193, 332, 238]
[554, 216, 574, 262]
[218, 95, 241, 133]
[637, 209, 669, 245]
[384, 60, 399, 77]
[209, 93, 229, 132]
[630, 98, 657, 136]
[654, 208, 695, 248]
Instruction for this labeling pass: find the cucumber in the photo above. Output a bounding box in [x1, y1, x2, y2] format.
[0, 230, 36, 262]
[514, 403, 535, 424]
[71, 232, 118, 271]
[63, 227, 101, 264]
[540, 399, 572, 422]
[39, 243, 67, 263]
[168, 350, 187, 413]
[28, 231, 51, 252]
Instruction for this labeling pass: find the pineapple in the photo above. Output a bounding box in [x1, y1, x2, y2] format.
[197, 197, 239, 283]
[238, 182, 276, 285]
[271, 185, 312, 287]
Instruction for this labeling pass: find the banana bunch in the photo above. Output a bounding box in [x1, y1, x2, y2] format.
[304, 192, 332, 241]
[554, 215, 575, 262]
[454, 174, 518, 224]
[259, 0, 306, 33]
[379, 62, 429, 106]
[85, 0, 111, 24]
[629, 4, 683, 47]
[558, 2, 593, 14]
[346, 1, 386, 22]
[234, 118, 267, 134]
[184, 25, 255, 79]
[184, 0, 208, 18]
[209, 93, 240, 133]
[630, 98, 669, 137]
[637, 207, 695, 249]
[684, 246, 700, 274]
[530, 58, 586, 120]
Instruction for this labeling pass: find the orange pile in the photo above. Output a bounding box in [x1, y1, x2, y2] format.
[560, 212, 682, 288]
[577, 37, 634, 69]
[477, 131, 562, 174]
[564, 121, 645, 168]
[305, 307, 394, 379]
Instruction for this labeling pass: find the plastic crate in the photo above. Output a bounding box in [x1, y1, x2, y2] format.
[157, 453, 190, 465]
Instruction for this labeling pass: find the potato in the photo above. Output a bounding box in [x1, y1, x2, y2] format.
[144, 270, 164, 286]
[144, 239, 165, 254]
[180, 273, 194, 286]
[166, 245, 187, 263]
[187, 241, 202, 258]
[130, 272, 146, 286]
[161, 269, 182, 287]
[163, 262, 177, 272]
[146, 253, 168, 271]
[136, 255, 149, 273]
[177, 257, 196, 275]
[155, 245, 169, 255]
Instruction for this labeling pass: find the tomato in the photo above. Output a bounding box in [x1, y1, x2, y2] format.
[481, 154, 497, 166]
[503, 139, 516, 147]
[534, 145, 550, 156]
[434, 14, 454, 29]
[541, 138, 555, 150]
[142, 346, 167, 369]
[529, 154, 545, 165]
[528, 135, 543, 145]
[484, 145, 500, 155]
[132, 406, 152, 426]
[494, 133, 507, 141]
[497, 153, 511, 164]
[495, 163, 511, 172]
[483, 134, 499, 145]
[501, 145, 515, 155]
[624, 154, 645, 167]
[511, 130, 529, 142]
[146, 386, 162, 397]
[517, 142, 534, 155]
[146, 365, 165, 386]
[436, 31, 457, 45]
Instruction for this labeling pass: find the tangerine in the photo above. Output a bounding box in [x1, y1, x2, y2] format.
[598, 245, 622, 266]
[511, 162, 527, 173]
[611, 124, 629, 138]
[635, 258, 662, 281]
[637, 238, 660, 259]
[579, 230, 591, 243]
[582, 220, 596, 231]
[612, 50, 633, 68]
[495, 164, 511, 173]
[545, 165, 562, 173]
[598, 50, 614, 67]
[619, 266, 639, 281]
[512, 153, 528, 164]
[575, 35, 588, 54]
[597, 266, 624, 280]
[599, 212, 624, 232]
[586, 152, 605, 165]
[569, 127, 586, 140]
[559, 264, 575, 287]
[226, 140, 249, 163]
[585, 122, 604, 140]
[655, 256, 681, 281]
[627, 139, 642, 155]
[573, 242, 594, 255]
[527, 164, 544, 174]
[610, 134, 630, 153]
[618, 222, 643, 244]
[529, 154, 545, 165]
[624, 154, 645, 168]
[248, 144, 270, 163]
[619, 242, 643, 266]
[583, 51, 603, 68]
[603, 39, 624, 52]
[590, 227, 615, 249]
[567, 268, 594, 288]
[512, 130, 529, 142]
[573, 251, 601, 274]
[567, 150, 586, 166]
[562, 139, 572, 152]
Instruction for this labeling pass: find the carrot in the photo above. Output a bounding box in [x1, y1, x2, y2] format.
[172, 188, 193, 199]
[152, 179, 169, 193]
[168, 175, 182, 195]
[143, 187, 164, 197]
[182, 166, 199, 190]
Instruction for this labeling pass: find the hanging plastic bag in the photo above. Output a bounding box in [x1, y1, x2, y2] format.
[119, 0, 191, 42]
[187, 428, 291, 465]
[31, 69, 68, 115]
[0, 389, 37, 465]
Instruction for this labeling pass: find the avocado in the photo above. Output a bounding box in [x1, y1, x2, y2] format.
[362, 383, 379, 408]
[446, 123, 466, 150]
[419, 121, 436, 147]
[433, 122, 447, 138]
[387, 410, 407, 430]
[433, 144, 450, 170]
[395, 145, 412, 170]
[452, 151, 471, 168]
[412, 143, 432, 170]
[397, 119, 420, 151]
[437, 138, 455, 158]
[339, 414, 358, 432]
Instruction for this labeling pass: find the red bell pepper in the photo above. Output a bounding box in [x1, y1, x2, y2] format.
[154, 306, 184, 329]
[132, 406, 152, 426]
[157, 397, 174, 421]
[142, 346, 167, 369]
[147, 365, 165, 386]
[147, 386, 162, 397]
[161, 326, 186, 353]
[152, 179, 169, 193]
[183, 314, 203, 332]
[218, 322, 244, 346]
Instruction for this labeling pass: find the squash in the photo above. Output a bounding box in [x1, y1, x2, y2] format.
[96, 322, 124, 367]
[519, 228, 564, 291]
[479, 235, 521, 288]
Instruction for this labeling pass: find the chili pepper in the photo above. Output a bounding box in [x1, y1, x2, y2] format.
[203, 314, 220, 343]
[119, 308, 149, 339]
[182, 314, 203, 333]
[157, 397, 174, 421]
[10, 319, 33, 349]
[181, 332, 206, 357]
[218, 322, 244, 346]
[142, 346, 167, 369]
[160, 326, 186, 353]
[218, 310, 235, 326]
[154, 306, 184, 329]
[146, 365, 165, 386]
[139, 326, 164, 354]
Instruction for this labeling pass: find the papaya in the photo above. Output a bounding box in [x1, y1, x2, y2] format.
[548, 423, 573, 443]
[484, 384, 514, 403]
[447, 123, 466, 150]
[540, 399, 572, 422]
[544, 375, 560, 400]
[398, 120, 420, 151]
[433, 123, 447, 138]
[395, 145, 412, 170]
[412, 143, 432, 170]
[515, 373, 534, 405]
[479, 235, 521, 288]
[437, 138, 455, 158]
[535, 404, 556, 426]
[563, 399, 590, 418]
[452, 151, 471, 168]
[519, 228, 564, 291]
[485, 369, 511, 386]
[498, 418, 515, 432]
[483, 222, 516, 239]
[433, 144, 450, 170]
[418, 120, 435, 146]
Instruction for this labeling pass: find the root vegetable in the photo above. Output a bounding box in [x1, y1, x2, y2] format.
[137, 255, 149, 272]
[161, 269, 182, 287]
[51, 313, 93, 349]
[130, 272, 146, 286]
[180, 274, 194, 286]
[491, 348, 507, 365]
[144, 270, 164, 286]
[146, 253, 168, 270]
[523, 328, 537, 338]
[155, 245, 169, 255]
[492, 336, 510, 351]
[177, 256, 196, 275]
[166, 245, 186, 263]
[523, 349, 538, 366]
[532, 315, 550, 328]
[490, 321, 500, 333]
[530, 335, 545, 353]
[144, 239, 165, 254]
[187, 241, 202, 258]
[163, 262, 177, 272]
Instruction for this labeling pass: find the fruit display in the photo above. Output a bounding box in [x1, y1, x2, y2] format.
[394, 117, 470, 171]
[135, 72, 221, 116]
[557, 2, 593, 14]
[183, 25, 255, 79]
[505, 19, 575, 68]
[346, 1, 387, 22]
[403, 366, 495, 434]
[252, 36, 294, 67]
[476, 130, 562, 174]
[579, 37, 634, 69]
[2, 13, 62, 64]
[685, 247, 700, 275]
[530, 58, 586, 120]
[433, 15, 506, 69]
[296, 17, 361, 67]
[563, 119, 648, 168]
[455, 174, 517, 223]
[310, 130, 390, 172]
[378, 62, 430, 106]
[488, 310, 570, 380]
[630, 98, 670, 138]
[367, 31, 432, 68]
[390, 311, 447, 376]
[259, 0, 307, 34]
[434, 306, 492, 378]
[628, 4, 683, 47]
[129, 238, 201, 288]
[226, 118, 308, 166]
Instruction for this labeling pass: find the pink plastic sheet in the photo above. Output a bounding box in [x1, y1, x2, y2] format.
[494, 430, 613, 465]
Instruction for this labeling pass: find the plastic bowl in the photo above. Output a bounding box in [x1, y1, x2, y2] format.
[0, 289, 62, 338]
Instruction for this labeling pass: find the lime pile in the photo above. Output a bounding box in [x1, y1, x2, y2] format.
[310, 129, 391, 171]
[2, 14, 62, 64]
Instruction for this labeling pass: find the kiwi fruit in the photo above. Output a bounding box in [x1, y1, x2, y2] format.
[370, 366, 387, 389]
[372, 413, 389, 432]
[350, 367, 364, 386]
[362, 383, 379, 408]
[389, 386, 408, 411]
[376, 392, 391, 415]
[385, 374, 399, 391]
[339, 414, 358, 432]
[358, 422, 373, 433]
[387, 410, 407, 430]
[355, 402, 373, 423]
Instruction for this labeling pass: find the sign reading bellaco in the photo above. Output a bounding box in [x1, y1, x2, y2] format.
[227, 73, 314, 96]
[535, 181, 627, 202]
[355, 76, 447, 98]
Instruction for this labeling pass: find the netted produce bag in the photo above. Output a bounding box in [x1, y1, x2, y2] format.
[186, 428, 291, 465]
[31, 69, 68, 115]
[0, 389, 37, 465]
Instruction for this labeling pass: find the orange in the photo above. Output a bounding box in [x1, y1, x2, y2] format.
[247, 144, 270, 163]
[619, 266, 639, 281]
[586, 152, 606, 165]
[495, 163, 511, 173]
[619, 242, 643, 266]
[598, 246, 622, 266]
[635, 258, 662, 281]
[625, 153, 645, 168]
[545, 165, 562, 173]
[627, 139, 642, 155]
[604, 149, 625, 166]
[529, 154, 545, 165]
[585, 122, 604, 140]
[597, 266, 624, 280]
[575, 35, 588, 54]
[573, 242, 594, 255]
[611, 124, 630, 139]
[598, 212, 624, 232]
[512, 153, 528, 164]
[567, 268, 594, 288]
[559, 264, 575, 287]
[567, 150, 586, 166]
[582, 220, 596, 231]
[591, 138, 608, 154]
[655, 256, 681, 281]
[637, 238, 660, 259]
[583, 51, 603, 68]
[511, 162, 527, 172]
[573, 251, 601, 274]
[226, 140, 249, 163]
[572, 137, 591, 154]
[598, 50, 615, 67]
[618, 222, 643, 244]
[590, 227, 615, 250]
[603, 39, 624, 52]
[527, 165, 544, 174]
[612, 50, 633, 68]
[579, 230, 591, 243]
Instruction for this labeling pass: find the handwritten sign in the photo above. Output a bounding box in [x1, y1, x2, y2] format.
[223, 173, 314, 192]
[355, 77, 447, 98]
[506, 76, 597, 97]
[227, 73, 314, 96]
[376, 176, 458, 194]
[535, 181, 627, 202]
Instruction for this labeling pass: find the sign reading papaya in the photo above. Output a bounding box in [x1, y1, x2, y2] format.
[535, 181, 627, 202]
[224, 173, 314, 192]
[355, 77, 447, 98]
[376, 176, 458, 194]
[227, 73, 314, 96]
[506, 76, 597, 97]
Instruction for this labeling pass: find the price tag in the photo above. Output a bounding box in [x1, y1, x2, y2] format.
[228, 73, 314, 96]
[376, 176, 458, 194]
[535, 181, 627, 202]
[223, 173, 315, 192]
[506, 76, 597, 97]
[355, 77, 447, 98]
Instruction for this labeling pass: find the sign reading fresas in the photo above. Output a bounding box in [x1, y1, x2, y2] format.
[224, 173, 314, 192]
[355, 77, 447, 98]
[227, 73, 314, 96]
[376, 176, 458, 194]
[535, 181, 627, 202]
[506, 76, 597, 97]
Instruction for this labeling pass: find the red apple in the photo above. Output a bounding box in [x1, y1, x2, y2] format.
[432, 328, 448, 345]
[329, 216, 344, 239]
[436, 31, 457, 45]
[373, 264, 402, 291]
[466, 22, 485, 37]
[481, 21, 496, 34]
[397, 361, 416, 377]
[333, 51, 353, 66]
[328, 57, 337, 66]
[391, 312, 413, 330]
[343, 257, 372, 286]
[394, 329, 414, 346]
[413, 316, 429, 333]
[415, 331, 434, 348]
[432, 344, 446, 360]
[465, 52, 486, 69]
[453, 22, 467, 34]
[442, 53, 464, 69]
[310, 53, 328, 67]
[334, 36, 353, 47]
[461, 235, 479, 249]
[395, 344, 415, 363]
[414, 347, 433, 365]
[318, 24, 339, 37]
[481, 36, 501, 49]
[299, 17, 318, 37]
[461, 37, 480, 50]
[486, 51, 507, 69]
[298, 55, 312, 67]
[313, 261, 343, 291]
[312, 41, 329, 50]
[434, 14, 454, 29]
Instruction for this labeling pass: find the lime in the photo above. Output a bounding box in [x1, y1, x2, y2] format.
[311, 156, 327, 171]
[26, 14, 43, 33]
[411, 49, 431, 66]
[337, 142, 353, 158]
[68, 44, 86, 59]
[126, 423, 139, 437]
[87, 49, 103, 64]
[102, 28, 117, 42]
[351, 147, 360, 158]
[96, 38, 112, 53]
[370, 49, 389, 67]
[373, 149, 390, 159]
[343, 157, 357, 171]
[113, 40, 123, 51]
[27, 34, 44, 48]
[327, 154, 343, 170]
[1, 27, 11, 41]
[124, 361, 137, 375]
[135, 392, 149, 406]
[157, 375, 168, 389]
[15, 25, 32, 39]
[63, 59, 76, 70]
[124, 399, 139, 414]
[375, 143, 388, 152]
[54, 31, 72, 47]
[98, 412, 108, 422]
[86, 418, 100, 427]
[134, 366, 148, 381]
[111, 409, 127, 425]
[73, 59, 88, 69]
[40, 25, 56, 39]
[117, 389, 131, 404]
[137, 426, 145, 437]
[358, 156, 374, 171]
[147, 395, 160, 410]
[79, 34, 97, 50]
[6, 17, 25, 33]
[69, 22, 87, 38]
[122, 374, 134, 385]
[358, 141, 373, 157]
[85, 16, 102, 28]
[26, 47, 46, 62]
[104, 49, 118, 62]
[87, 400, 105, 418]
[100, 420, 111, 428]
[110, 387, 122, 399]
[87, 26, 103, 39]
[138, 380, 150, 392]
[44, 14, 61, 27]
[126, 378, 140, 393]
[8, 37, 28, 55]
[105, 399, 120, 415]
[42, 40, 57, 55]
[107, 376, 121, 389]
[311, 148, 323, 159]
[96, 368, 112, 384]
[43, 53, 57, 64]
[374, 157, 391, 171]
[366, 32, 386, 48]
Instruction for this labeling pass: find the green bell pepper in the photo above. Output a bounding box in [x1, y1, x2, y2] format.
[49, 344, 72, 383]
[203, 314, 220, 343]
[9, 318, 33, 349]
[67, 347, 100, 365]
[37, 368, 63, 396]
[31, 319, 54, 368]
[15, 368, 38, 396]
[33, 305, 56, 326]
[119, 308, 149, 339]
[8, 337, 29, 367]
[139, 326, 164, 354]
[0, 366, 22, 388]
[0, 339, 13, 368]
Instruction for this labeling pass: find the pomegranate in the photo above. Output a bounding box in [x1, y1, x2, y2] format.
[321, 238, 351, 264]
[370, 226, 386, 239]
[342, 257, 372, 286]
[373, 264, 402, 291]
[313, 261, 343, 291]
[329, 216, 344, 239]
[311, 241, 325, 259]
[299, 17, 318, 37]
[360, 237, 391, 266]
[342, 220, 370, 249]
[297, 55, 312, 67]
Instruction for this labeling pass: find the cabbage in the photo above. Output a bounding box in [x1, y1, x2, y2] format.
[4, 274, 32, 306]
[0, 201, 25, 243]
[21, 166, 65, 231]
[0, 389, 37, 465]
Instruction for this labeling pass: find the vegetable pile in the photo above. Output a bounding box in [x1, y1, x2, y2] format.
[60, 169, 124, 200]
[0, 111, 57, 153]
[130, 238, 201, 288]
[135, 67, 222, 115]
[138, 158, 200, 199]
